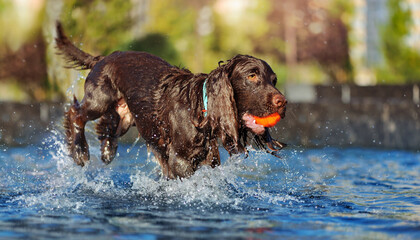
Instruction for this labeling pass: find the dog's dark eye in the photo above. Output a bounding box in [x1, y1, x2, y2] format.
[247, 73, 257, 81]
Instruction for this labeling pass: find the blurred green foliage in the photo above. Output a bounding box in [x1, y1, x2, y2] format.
[378, 0, 420, 83]
[61, 0, 133, 55]
[0, 0, 8, 12]
[121, 33, 181, 65]
[145, 0, 271, 73]
[1, 0, 420, 102]
[328, 0, 354, 24]
[0, 0, 47, 101]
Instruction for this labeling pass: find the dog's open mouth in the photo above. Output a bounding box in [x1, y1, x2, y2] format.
[242, 113, 281, 135]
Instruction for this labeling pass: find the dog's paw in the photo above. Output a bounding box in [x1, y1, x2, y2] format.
[72, 135, 90, 166]
[100, 137, 118, 165]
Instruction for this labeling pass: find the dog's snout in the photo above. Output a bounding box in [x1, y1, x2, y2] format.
[272, 94, 287, 108]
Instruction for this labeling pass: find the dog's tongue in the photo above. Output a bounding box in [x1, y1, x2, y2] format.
[242, 113, 266, 135]
[242, 113, 281, 135]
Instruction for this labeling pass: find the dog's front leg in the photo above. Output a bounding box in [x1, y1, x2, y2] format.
[167, 146, 195, 179]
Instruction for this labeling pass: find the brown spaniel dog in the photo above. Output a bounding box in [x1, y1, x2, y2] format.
[55, 22, 287, 179]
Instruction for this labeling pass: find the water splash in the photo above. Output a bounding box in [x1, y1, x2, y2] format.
[65, 73, 85, 99]
[7, 127, 303, 213]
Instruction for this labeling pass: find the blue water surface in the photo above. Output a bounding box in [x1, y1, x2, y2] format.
[0, 130, 419, 239]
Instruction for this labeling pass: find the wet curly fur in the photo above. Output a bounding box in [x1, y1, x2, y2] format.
[56, 21, 287, 179]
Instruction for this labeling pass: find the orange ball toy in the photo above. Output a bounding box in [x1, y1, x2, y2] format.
[254, 113, 281, 128]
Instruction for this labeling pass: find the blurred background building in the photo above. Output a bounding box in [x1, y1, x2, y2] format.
[1, 0, 420, 102]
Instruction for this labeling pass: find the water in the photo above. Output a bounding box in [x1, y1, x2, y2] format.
[0, 130, 419, 239]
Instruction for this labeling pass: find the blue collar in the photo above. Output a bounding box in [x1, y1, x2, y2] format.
[202, 79, 208, 116]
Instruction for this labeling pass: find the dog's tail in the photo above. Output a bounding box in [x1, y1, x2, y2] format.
[55, 21, 104, 70]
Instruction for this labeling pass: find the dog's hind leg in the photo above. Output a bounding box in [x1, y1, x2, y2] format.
[64, 74, 116, 166]
[96, 107, 120, 165]
[96, 98, 135, 164]
[64, 96, 91, 166]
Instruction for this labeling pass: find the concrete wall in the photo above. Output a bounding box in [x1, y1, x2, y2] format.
[281, 84, 419, 150]
[1, 85, 419, 150]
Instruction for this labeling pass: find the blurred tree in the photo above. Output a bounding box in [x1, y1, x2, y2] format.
[261, 0, 353, 84]
[0, 35, 49, 101]
[46, 0, 134, 101]
[211, 1, 271, 63]
[0, 0, 49, 101]
[0, 0, 364, 102]
[146, 0, 271, 73]
[61, 0, 133, 55]
[121, 33, 181, 65]
[143, 0, 196, 67]
[378, 0, 420, 83]
[0, 0, 11, 53]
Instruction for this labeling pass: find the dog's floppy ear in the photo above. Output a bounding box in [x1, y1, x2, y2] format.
[206, 61, 245, 154]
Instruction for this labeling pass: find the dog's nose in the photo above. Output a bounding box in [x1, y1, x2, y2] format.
[272, 94, 287, 108]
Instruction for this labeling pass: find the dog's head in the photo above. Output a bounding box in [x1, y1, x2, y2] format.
[226, 55, 287, 134]
[205, 55, 287, 153]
